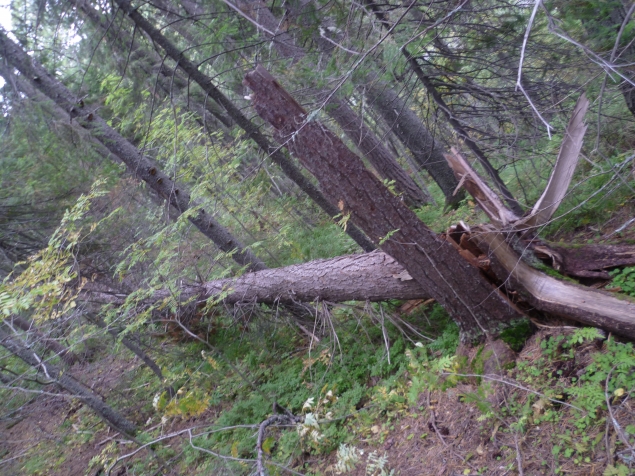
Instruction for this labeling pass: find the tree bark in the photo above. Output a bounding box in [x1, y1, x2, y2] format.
[85, 244, 635, 339]
[244, 66, 521, 342]
[0, 28, 267, 272]
[227, 0, 432, 207]
[364, 78, 463, 206]
[0, 325, 137, 436]
[85, 251, 427, 306]
[111, 0, 376, 253]
[470, 225, 635, 339]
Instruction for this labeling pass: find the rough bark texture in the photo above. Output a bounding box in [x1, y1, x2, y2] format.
[326, 98, 432, 207]
[364, 79, 463, 206]
[113, 0, 375, 252]
[231, 0, 431, 207]
[244, 66, 521, 342]
[85, 251, 427, 306]
[0, 29, 266, 272]
[0, 325, 137, 435]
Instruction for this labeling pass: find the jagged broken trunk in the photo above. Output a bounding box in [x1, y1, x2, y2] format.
[244, 66, 521, 342]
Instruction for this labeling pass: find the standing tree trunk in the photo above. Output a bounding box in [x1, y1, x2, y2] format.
[0, 325, 137, 436]
[244, 66, 521, 342]
[110, 0, 376, 252]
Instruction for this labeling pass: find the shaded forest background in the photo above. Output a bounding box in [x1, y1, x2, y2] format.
[1, 0, 635, 474]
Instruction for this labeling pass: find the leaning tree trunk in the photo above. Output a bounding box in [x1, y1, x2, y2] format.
[0, 325, 137, 436]
[244, 66, 521, 342]
[111, 0, 375, 253]
[223, 0, 432, 207]
[363, 79, 463, 206]
[362, 0, 522, 215]
[70, 0, 234, 134]
[0, 28, 267, 272]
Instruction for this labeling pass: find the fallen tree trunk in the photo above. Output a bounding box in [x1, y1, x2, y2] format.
[83, 243, 635, 339]
[0, 324, 137, 436]
[85, 251, 427, 306]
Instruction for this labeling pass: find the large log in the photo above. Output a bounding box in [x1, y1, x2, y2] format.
[85, 252, 427, 306]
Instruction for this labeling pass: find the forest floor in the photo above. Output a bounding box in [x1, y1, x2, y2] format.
[1, 322, 634, 476]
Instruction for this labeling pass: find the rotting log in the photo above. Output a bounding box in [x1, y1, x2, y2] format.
[243, 65, 521, 342]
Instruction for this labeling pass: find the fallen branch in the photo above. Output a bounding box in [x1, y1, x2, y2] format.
[257, 413, 301, 476]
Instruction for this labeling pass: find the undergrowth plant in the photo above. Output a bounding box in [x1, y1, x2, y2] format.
[609, 266, 635, 297]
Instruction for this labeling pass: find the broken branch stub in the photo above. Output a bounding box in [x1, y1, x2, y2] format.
[518, 93, 590, 230]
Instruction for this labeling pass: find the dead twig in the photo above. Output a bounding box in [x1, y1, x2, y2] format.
[605, 366, 635, 463]
[256, 413, 301, 476]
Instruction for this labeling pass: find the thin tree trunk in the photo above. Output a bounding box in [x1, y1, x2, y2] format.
[363, 79, 463, 206]
[111, 0, 375, 252]
[363, 0, 522, 214]
[9, 316, 78, 367]
[86, 315, 175, 396]
[0, 29, 267, 272]
[0, 324, 137, 435]
[70, 0, 234, 134]
[244, 66, 521, 342]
